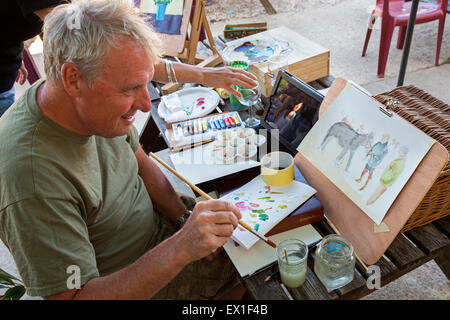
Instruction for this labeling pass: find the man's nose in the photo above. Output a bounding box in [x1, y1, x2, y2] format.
[136, 85, 152, 112]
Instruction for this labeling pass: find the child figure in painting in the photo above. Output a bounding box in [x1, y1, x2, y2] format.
[366, 146, 408, 205]
[355, 133, 390, 191]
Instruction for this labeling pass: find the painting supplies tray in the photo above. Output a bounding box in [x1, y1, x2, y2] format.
[165, 111, 245, 149]
[157, 86, 220, 123]
[223, 22, 267, 39]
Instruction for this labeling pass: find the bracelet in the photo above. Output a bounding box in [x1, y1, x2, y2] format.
[164, 59, 173, 83]
[174, 210, 192, 230]
[164, 59, 178, 84]
[169, 60, 178, 84]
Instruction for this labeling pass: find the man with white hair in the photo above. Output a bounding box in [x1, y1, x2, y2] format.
[0, 0, 257, 299]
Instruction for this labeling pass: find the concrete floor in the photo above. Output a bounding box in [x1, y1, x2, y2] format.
[1, 0, 449, 300]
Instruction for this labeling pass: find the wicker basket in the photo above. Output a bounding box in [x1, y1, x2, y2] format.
[373, 85, 450, 233]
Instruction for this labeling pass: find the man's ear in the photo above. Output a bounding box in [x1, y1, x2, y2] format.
[60, 62, 83, 97]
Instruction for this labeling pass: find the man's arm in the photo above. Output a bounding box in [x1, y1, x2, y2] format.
[134, 145, 186, 223]
[152, 60, 258, 97]
[46, 199, 241, 300]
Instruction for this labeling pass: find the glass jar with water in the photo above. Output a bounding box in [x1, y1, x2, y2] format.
[314, 234, 355, 290]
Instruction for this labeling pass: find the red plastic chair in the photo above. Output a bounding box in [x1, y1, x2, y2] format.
[22, 47, 41, 85]
[362, 0, 448, 78]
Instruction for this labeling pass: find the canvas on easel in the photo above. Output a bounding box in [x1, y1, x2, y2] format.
[138, 0, 192, 54]
[294, 77, 448, 265]
[138, 0, 224, 93]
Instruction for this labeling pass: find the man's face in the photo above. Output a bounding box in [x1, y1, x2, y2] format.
[75, 37, 154, 138]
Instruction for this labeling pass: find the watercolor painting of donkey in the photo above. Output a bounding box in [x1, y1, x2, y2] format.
[320, 122, 374, 169]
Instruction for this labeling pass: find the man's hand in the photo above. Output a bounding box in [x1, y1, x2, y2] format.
[15, 61, 28, 85]
[201, 66, 258, 97]
[175, 200, 242, 263]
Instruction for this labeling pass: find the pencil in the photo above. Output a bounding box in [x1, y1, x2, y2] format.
[149, 152, 277, 248]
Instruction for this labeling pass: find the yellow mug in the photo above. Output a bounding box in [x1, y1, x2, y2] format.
[260, 151, 294, 186]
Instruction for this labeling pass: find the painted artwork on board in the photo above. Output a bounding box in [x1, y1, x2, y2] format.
[220, 176, 316, 249]
[297, 83, 434, 225]
[222, 39, 282, 65]
[139, 0, 184, 34]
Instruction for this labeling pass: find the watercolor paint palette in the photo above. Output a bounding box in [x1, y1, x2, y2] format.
[158, 87, 220, 123]
[220, 175, 316, 249]
[165, 111, 246, 148]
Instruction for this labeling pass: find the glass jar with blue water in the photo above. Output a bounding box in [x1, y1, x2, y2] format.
[314, 234, 355, 290]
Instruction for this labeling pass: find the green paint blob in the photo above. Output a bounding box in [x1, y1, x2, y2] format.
[258, 213, 269, 221]
[252, 209, 265, 214]
[254, 224, 260, 231]
[266, 200, 275, 202]
[257, 196, 271, 199]
[234, 197, 240, 200]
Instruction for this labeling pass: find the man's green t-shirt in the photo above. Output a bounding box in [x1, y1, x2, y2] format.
[0, 80, 160, 297]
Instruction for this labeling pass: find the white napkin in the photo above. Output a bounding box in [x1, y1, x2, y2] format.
[161, 93, 183, 113]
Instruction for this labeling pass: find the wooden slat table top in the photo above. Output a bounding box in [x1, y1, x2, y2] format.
[405, 223, 450, 255]
[243, 215, 450, 300]
[384, 234, 427, 269]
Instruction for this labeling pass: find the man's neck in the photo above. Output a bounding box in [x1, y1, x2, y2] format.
[36, 81, 90, 136]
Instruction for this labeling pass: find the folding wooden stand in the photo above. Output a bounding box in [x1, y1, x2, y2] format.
[294, 78, 448, 265]
[161, 0, 225, 94]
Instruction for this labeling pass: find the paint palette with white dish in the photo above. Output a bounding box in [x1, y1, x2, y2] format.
[165, 111, 245, 148]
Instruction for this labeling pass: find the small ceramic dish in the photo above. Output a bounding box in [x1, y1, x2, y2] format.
[216, 130, 235, 141]
[237, 144, 257, 160]
[236, 127, 255, 139]
[228, 136, 244, 148]
[215, 146, 236, 164]
[247, 134, 266, 147]
[211, 139, 227, 150]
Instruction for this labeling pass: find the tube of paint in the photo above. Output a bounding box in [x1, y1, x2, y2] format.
[219, 117, 226, 129]
[233, 115, 241, 126]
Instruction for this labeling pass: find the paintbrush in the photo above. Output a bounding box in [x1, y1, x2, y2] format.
[169, 138, 215, 153]
[149, 152, 277, 248]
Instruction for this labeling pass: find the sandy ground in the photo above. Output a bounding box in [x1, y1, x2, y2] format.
[205, 0, 348, 23]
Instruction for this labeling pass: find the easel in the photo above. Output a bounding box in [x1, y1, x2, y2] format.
[294, 77, 448, 265]
[161, 0, 225, 94]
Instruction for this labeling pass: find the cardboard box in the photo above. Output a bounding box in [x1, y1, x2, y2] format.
[225, 26, 330, 96]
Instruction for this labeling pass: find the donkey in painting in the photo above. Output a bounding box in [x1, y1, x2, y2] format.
[320, 122, 374, 169]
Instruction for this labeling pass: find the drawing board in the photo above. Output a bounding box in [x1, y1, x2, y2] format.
[297, 82, 433, 225]
[294, 78, 449, 264]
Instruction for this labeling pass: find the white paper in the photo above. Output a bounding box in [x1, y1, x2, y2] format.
[224, 224, 322, 277]
[297, 82, 434, 224]
[220, 175, 316, 249]
[170, 143, 260, 185]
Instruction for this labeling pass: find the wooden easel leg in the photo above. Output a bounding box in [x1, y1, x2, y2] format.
[186, 0, 204, 64]
[201, 10, 225, 65]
